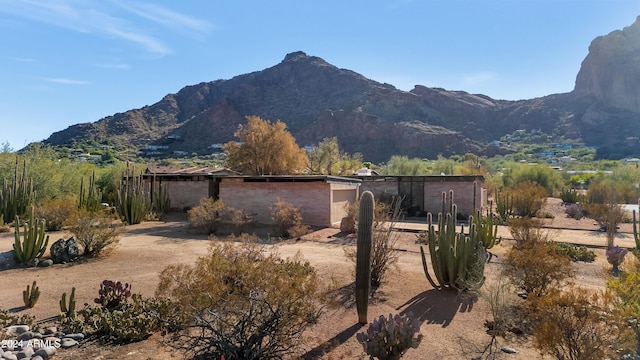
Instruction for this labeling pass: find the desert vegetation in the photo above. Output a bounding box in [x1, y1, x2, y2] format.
[5, 126, 640, 359]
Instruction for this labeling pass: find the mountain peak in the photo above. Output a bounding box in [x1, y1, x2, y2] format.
[283, 51, 309, 62]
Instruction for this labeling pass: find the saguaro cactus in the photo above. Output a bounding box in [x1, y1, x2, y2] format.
[356, 191, 375, 325]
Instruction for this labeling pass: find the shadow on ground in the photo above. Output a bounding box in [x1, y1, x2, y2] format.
[396, 289, 476, 327]
[301, 322, 363, 360]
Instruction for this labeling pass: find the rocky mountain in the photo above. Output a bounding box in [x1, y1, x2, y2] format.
[44, 17, 640, 162]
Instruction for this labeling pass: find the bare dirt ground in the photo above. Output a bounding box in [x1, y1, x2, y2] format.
[0, 198, 630, 359]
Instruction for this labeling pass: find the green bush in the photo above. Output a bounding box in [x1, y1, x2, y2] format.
[156, 242, 324, 359]
[553, 242, 596, 262]
[559, 188, 580, 204]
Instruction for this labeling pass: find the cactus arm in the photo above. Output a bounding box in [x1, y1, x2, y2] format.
[420, 246, 439, 289]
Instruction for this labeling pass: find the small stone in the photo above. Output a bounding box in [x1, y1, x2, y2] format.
[6, 325, 29, 336]
[31, 356, 44, 360]
[42, 337, 60, 344]
[16, 347, 34, 359]
[2, 352, 18, 360]
[43, 327, 56, 336]
[63, 333, 84, 341]
[31, 332, 43, 339]
[38, 259, 53, 267]
[33, 346, 56, 360]
[501, 346, 517, 354]
[17, 331, 34, 341]
[60, 338, 78, 348]
[53, 332, 65, 339]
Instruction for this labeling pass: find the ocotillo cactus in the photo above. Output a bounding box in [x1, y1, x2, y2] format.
[420, 191, 486, 291]
[23, 281, 40, 308]
[356, 191, 374, 325]
[13, 206, 49, 265]
[60, 287, 77, 318]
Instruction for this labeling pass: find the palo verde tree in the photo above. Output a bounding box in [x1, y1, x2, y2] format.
[308, 136, 363, 175]
[223, 116, 308, 175]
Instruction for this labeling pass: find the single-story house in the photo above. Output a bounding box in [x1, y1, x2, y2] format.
[142, 167, 485, 226]
[142, 167, 361, 227]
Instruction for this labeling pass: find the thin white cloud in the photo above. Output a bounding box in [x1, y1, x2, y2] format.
[110, 0, 212, 35]
[96, 62, 130, 70]
[41, 77, 89, 85]
[461, 71, 499, 86]
[0, 0, 209, 55]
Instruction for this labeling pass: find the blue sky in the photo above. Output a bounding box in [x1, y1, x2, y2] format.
[0, 0, 639, 150]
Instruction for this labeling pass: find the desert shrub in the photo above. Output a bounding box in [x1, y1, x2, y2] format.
[504, 239, 574, 298]
[607, 257, 640, 358]
[356, 313, 422, 359]
[481, 276, 518, 354]
[583, 182, 624, 245]
[36, 197, 78, 231]
[70, 210, 123, 257]
[507, 217, 549, 248]
[606, 245, 628, 276]
[270, 199, 310, 238]
[553, 242, 596, 262]
[155, 242, 324, 360]
[346, 197, 402, 290]
[564, 203, 584, 220]
[559, 188, 580, 204]
[229, 208, 256, 234]
[187, 197, 228, 234]
[510, 181, 548, 217]
[529, 287, 615, 360]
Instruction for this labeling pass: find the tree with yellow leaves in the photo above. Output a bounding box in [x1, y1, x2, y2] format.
[223, 116, 308, 175]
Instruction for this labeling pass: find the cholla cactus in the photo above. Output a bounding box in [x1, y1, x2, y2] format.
[95, 280, 132, 310]
[356, 313, 422, 360]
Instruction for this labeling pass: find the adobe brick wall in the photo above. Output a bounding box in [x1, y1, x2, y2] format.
[329, 182, 360, 224]
[164, 181, 209, 210]
[219, 178, 333, 227]
[423, 181, 484, 217]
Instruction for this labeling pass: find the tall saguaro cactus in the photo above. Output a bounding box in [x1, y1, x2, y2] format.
[356, 191, 375, 325]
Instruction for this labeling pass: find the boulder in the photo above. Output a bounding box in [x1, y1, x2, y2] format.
[50, 237, 79, 264]
[0, 250, 17, 270]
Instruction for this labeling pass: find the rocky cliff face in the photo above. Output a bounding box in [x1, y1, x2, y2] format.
[574, 16, 640, 112]
[43, 18, 640, 161]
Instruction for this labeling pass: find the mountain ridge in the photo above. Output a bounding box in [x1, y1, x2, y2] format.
[44, 19, 640, 162]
